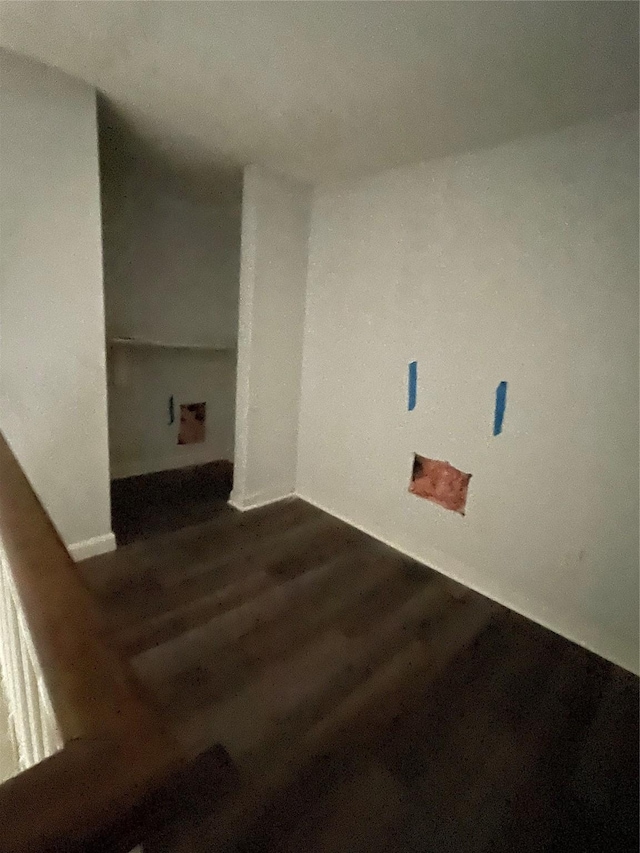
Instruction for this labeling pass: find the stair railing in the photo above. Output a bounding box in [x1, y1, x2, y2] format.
[0, 431, 234, 853]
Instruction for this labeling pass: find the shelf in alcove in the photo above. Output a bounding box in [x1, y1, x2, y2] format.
[108, 336, 235, 353]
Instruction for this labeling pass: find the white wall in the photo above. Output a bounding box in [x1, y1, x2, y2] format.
[0, 49, 113, 559]
[231, 165, 311, 510]
[298, 112, 639, 674]
[102, 155, 241, 478]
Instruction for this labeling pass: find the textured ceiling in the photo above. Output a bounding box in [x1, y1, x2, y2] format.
[0, 1, 637, 186]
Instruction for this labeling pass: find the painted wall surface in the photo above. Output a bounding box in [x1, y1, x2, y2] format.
[0, 49, 113, 556]
[297, 112, 639, 674]
[102, 156, 240, 478]
[232, 165, 311, 510]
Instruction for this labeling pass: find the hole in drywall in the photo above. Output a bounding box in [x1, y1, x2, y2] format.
[409, 454, 471, 516]
[178, 402, 206, 445]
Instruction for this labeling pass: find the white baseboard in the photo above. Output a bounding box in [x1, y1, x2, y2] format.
[228, 488, 294, 512]
[68, 532, 117, 562]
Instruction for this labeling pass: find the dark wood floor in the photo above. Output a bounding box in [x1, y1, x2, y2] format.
[110, 461, 233, 545]
[81, 498, 639, 853]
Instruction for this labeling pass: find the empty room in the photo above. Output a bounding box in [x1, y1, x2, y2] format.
[0, 2, 637, 852]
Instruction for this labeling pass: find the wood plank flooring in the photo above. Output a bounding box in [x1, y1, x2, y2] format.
[110, 461, 233, 546]
[81, 498, 639, 853]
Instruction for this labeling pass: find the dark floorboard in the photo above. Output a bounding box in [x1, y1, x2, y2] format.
[83, 496, 639, 853]
[110, 461, 233, 545]
[233, 615, 638, 853]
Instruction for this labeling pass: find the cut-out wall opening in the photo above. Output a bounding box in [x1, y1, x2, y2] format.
[409, 453, 471, 515]
[178, 402, 206, 445]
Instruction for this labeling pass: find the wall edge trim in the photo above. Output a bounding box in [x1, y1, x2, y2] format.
[68, 532, 116, 562]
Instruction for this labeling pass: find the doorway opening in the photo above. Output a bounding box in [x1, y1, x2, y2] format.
[99, 101, 241, 544]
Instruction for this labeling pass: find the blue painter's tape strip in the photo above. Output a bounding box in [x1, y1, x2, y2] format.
[408, 361, 417, 411]
[494, 381, 507, 436]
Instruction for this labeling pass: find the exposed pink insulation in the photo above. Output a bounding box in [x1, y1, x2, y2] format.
[178, 402, 206, 445]
[409, 454, 471, 515]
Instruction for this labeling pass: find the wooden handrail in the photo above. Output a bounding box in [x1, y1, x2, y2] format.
[0, 432, 234, 852]
[0, 432, 172, 743]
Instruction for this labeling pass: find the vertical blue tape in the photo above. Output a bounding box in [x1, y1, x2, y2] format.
[408, 361, 417, 411]
[494, 381, 507, 436]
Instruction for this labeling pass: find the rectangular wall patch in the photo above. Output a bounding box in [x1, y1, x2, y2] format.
[494, 381, 507, 436]
[408, 361, 417, 411]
